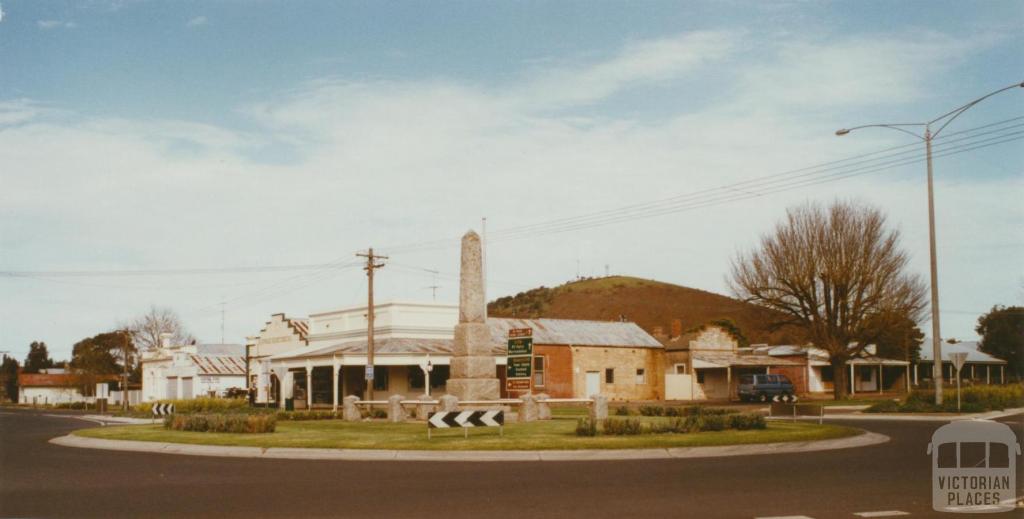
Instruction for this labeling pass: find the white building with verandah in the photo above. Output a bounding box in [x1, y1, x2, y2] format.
[915, 340, 1009, 385]
[257, 301, 473, 409]
[141, 342, 246, 401]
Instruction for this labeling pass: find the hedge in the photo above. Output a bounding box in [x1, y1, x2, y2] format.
[164, 413, 276, 433]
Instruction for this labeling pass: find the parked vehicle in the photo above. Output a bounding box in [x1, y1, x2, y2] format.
[738, 374, 794, 402]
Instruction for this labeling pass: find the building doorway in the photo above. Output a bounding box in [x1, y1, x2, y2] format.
[586, 371, 600, 397]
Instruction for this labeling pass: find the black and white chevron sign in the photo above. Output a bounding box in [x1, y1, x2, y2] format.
[152, 403, 176, 416]
[428, 410, 503, 429]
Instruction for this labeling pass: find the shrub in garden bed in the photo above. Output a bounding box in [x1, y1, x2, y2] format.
[275, 410, 337, 421]
[164, 413, 276, 433]
[575, 417, 598, 436]
[137, 397, 249, 416]
[866, 385, 1023, 413]
[683, 405, 737, 417]
[698, 414, 727, 431]
[614, 406, 631, 416]
[602, 418, 643, 435]
[638, 405, 664, 416]
[728, 413, 766, 430]
[53, 402, 90, 410]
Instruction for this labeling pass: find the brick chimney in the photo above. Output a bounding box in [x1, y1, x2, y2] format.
[671, 319, 683, 339]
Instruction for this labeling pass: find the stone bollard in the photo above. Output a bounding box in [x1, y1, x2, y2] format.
[388, 395, 406, 423]
[439, 394, 459, 413]
[417, 394, 436, 419]
[519, 394, 538, 422]
[343, 395, 361, 422]
[589, 394, 608, 421]
[535, 393, 551, 420]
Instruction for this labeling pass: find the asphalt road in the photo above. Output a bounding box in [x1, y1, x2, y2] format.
[1, 408, 1021, 518]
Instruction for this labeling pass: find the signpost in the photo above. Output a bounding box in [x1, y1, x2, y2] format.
[950, 352, 968, 413]
[427, 410, 504, 439]
[151, 403, 175, 423]
[505, 328, 533, 396]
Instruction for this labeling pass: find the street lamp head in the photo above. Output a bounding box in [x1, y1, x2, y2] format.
[835, 128, 850, 136]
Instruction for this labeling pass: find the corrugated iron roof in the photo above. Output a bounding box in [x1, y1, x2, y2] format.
[189, 355, 247, 376]
[489, 318, 662, 348]
[270, 317, 661, 360]
[918, 341, 1006, 364]
[18, 373, 118, 387]
[692, 352, 804, 367]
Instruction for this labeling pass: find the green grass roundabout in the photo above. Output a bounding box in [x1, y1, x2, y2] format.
[74, 416, 861, 451]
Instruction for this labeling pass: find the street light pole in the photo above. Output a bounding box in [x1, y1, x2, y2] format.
[836, 81, 1024, 406]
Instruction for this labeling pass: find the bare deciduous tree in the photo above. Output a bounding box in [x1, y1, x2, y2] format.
[123, 306, 195, 351]
[729, 201, 927, 399]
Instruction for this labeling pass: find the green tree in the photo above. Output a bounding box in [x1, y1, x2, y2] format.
[976, 305, 1024, 379]
[23, 341, 54, 373]
[70, 331, 136, 394]
[0, 355, 19, 402]
[730, 200, 927, 399]
[868, 314, 925, 362]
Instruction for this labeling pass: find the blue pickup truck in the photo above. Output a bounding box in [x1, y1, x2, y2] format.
[738, 374, 795, 402]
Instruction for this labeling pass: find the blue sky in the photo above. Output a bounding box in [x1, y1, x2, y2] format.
[1, 1, 1022, 361]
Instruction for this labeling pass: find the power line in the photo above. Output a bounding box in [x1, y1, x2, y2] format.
[3, 116, 1020, 279]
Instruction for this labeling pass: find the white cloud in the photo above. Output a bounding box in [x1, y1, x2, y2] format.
[0, 3, 6, 23]
[514, 31, 738, 108]
[732, 31, 998, 110]
[186, 15, 207, 28]
[2, 29, 1019, 359]
[37, 19, 76, 29]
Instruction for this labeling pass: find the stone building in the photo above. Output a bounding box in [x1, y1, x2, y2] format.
[257, 301, 664, 409]
[140, 342, 246, 401]
[246, 313, 309, 405]
[662, 325, 801, 400]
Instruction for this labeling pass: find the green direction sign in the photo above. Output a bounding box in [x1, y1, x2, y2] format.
[506, 356, 532, 378]
[507, 338, 533, 357]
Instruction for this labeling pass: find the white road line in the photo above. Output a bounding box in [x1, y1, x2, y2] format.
[853, 512, 910, 517]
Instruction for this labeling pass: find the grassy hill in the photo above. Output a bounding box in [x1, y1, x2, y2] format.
[487, 276, 806, 345]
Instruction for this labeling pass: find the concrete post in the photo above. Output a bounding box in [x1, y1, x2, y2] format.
[987, 365, 991, 385]
[305, 361, 313, 410]
[519, 394, 538, 423]
[388, 394, 406, 423]
[878, 364, 883, 394]
[589, 394, 608, 421]
[439, 394, 459, 413]
[417, 394, 436, 419]
[342, 395, 361, 422]
[535, 393, 551, 420]
[849, 363, 856, 395]
[332, 359, 340, 414]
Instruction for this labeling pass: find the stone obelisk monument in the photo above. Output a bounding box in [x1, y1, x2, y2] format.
[447, 230, 500, 400]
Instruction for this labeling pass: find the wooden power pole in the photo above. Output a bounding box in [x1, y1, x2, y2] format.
[121, 330, 131, 412]
[357, 248, 387, 401]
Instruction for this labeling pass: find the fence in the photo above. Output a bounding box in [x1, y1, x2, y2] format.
[339, 394, 604, 423]
[768, 402, 824, 424]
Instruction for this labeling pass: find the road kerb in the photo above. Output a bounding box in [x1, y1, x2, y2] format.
[50, 429, 888, 462]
